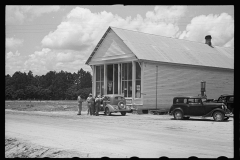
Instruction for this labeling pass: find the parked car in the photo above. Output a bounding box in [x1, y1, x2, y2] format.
[99, 94, 135, 116]
[214, 94, 234, 113]
[169, 96, 231, 121]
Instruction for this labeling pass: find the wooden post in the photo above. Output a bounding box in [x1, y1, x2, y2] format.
[141, 62, 144, 100]
[132, 61, 136, 102]
[118, 63, 121, 95]
[92, 65, 96, 98]
[104, 64, 107, 95]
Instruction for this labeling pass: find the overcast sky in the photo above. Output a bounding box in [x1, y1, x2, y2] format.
[6, 5, 234, 76]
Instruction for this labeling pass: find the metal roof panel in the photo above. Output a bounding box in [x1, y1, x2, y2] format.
[111, 27, 234, 69]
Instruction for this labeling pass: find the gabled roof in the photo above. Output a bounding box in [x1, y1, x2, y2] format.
[86, 27, 234, 69]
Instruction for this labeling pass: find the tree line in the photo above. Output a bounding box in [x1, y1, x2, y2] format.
[5, 68, 92, 100]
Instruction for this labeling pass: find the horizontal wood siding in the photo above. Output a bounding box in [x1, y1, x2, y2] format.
[142, 63, 157, 109]
[143, 62, 234, 110]
[90, 30, 136, 64]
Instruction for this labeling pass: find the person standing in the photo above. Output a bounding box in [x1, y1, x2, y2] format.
[95, 94, 102, 116]
[86, 93, 94, 115]
[92, 96, 96, 115]
[77, 95, 83, 115]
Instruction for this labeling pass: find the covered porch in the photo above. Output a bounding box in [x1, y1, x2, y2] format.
[90, 61, 143, 107]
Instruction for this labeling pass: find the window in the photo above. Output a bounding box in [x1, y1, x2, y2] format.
[176, 98, 187, 104]
[107, 65, 113, 94]
[121, 63, 132, 97]
[195, 99, 201, 104]
[96, 65, 104, 96]
[107, 64, 119, 94]
[188, 98, 201, 104]
[229, 97, 234, 102]
[184, 99, 187, 103]
[114, 64, 118, 94]
[104, 96, 110, 101]
[135, 62, 141, 98]
[219, 97, 226, 102]
[188, 99, 194, 104]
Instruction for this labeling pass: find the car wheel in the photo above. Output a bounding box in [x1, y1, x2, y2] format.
[121, 112, 126, 116]
[105, 108, 111, 116]
[173, 110, 183, 120]
[213, 111, 224, 121]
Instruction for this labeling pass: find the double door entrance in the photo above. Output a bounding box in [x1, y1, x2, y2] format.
[106, 64, 118, 94]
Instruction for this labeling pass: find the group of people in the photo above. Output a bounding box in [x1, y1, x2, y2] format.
[77, 93, 104, 116]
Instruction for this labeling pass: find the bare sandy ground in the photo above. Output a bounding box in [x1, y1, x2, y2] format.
[5, 109, 233, 158]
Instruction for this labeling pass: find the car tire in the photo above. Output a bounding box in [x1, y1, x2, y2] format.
[105, 108, 111, 116]
[173, 110, 183, 120]
[213, 111, 224, 121]
[121, 112, 126, 116]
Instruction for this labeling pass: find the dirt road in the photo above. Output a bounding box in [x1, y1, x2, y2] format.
[5, 109, 233, 158]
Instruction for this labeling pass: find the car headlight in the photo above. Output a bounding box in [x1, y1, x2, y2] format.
[221, 104, 227, 110]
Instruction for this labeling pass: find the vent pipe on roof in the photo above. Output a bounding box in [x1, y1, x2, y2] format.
[205, 35, 213, 47]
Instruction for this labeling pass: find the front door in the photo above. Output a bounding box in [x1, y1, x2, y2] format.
[187, 98, 205, 116]
[107, 64, 118, 94]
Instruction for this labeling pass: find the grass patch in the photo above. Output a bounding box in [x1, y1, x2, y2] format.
[5, 100, 88, 112]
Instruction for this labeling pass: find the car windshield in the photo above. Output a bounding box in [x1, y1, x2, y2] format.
[229, 97, 234, 102]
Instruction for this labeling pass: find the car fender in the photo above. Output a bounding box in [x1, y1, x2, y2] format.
[105, 104, 116, 112]
[172, 107, 185, 115]
[203, 108, 225, 117]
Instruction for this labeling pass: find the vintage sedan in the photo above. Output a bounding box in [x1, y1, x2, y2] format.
[214, 94, 234, 113]
[99, 94, 135, 116]
[169, 96, 231, 121]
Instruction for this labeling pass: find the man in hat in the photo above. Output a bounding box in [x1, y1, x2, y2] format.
[86, 93, 94, 115]
[94, 94, 102, 116]
[77, 94, 83, 115]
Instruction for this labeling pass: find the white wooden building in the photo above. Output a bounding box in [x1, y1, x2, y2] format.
[85, 27, 234, 112]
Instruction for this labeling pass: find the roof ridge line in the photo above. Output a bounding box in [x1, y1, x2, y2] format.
[110, 26, 234, 49]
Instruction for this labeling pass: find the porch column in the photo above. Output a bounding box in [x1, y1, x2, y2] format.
[92, 65, 96, 97]
[118, 63, 121, 95]
[141, 62, 144, 99]
[132, 61, 136, 100]
[104, 64, 107, 95]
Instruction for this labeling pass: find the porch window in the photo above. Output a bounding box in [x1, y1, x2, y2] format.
[107, 64, 119, 94]
[121, 63, 132, 97]
[96, 65, 104, 96]
[135, 62, 141, 98]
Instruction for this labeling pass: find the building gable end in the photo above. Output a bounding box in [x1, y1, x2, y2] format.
[89, 28, 137, 65]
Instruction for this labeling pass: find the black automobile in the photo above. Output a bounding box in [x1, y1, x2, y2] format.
[99, 94, 136, 116]
[214, 94, 234, 113]
[169, 96, 231, 121]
